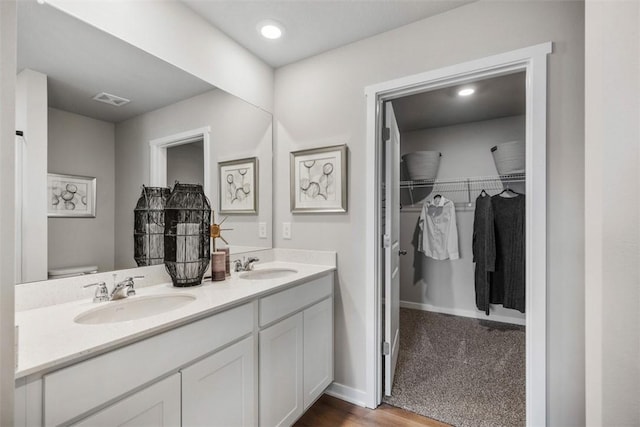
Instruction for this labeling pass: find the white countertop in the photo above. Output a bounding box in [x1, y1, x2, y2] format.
[15, 261, 335, 379]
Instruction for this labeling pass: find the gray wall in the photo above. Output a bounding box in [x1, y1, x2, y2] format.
[399, 116, 525, 324]
[273, 1, 585, 424]
[114, 89, 272, 269]
[48, 108, 115, 273]
[166, 141, 204, 186]
[0, 1, 17, 422]
[585, 0, 639, 425]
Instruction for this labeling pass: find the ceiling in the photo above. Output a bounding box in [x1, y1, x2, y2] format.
[391, 72, 526, 132]
[17, 1, 214, 123]
[181, 0, 474, 68]
[17, 0, 510, 127]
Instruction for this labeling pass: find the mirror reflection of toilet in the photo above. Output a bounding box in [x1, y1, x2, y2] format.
[47, 265, 98, 280]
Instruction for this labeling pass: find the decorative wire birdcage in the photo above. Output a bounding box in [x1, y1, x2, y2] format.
[164, 183, 211, 287]
[134, 186, 170, 266]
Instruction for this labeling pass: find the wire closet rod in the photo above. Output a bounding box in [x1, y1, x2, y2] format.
[399, 172, 526, 189]
[400, 173, 526, 209]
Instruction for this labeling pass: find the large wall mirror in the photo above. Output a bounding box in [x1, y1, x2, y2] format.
[16, 1, 273, 284]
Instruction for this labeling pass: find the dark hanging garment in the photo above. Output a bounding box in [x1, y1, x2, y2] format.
[491, 194, 526, 313]
[472, 192, 496, 315]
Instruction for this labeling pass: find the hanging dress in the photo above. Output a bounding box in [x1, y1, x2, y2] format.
[491, 194, 526, 313]
[472, 191, 496, 315]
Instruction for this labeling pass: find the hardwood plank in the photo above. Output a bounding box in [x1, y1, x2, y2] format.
[294, 395, 452, 427]
[378, 403, 450, 427]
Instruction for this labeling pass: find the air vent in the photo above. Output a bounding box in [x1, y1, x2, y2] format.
[92, 92, 130, 107]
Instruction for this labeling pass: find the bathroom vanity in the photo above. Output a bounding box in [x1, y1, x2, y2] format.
[14, 255, 335, 427]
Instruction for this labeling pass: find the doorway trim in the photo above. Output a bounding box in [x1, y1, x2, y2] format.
[363, 42, 552, 427]
[149, 126, 211, 200]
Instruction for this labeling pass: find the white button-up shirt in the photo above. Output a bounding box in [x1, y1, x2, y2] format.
[418, 195, 459, 260]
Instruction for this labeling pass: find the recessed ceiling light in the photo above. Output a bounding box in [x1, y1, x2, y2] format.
[458, 87, 475, 97]
[258, 20, 284, 40]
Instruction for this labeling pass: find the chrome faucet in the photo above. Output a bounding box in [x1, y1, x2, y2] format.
[110, 276, 143, 300]
[84, 275, 144, 303]
[84, 282, 109, 303]
[233, 257, 260, 272]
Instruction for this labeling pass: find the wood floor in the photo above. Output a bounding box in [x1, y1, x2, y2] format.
[294, 394, 451, 427]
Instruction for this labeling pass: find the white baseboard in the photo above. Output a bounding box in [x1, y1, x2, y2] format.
[324, 382, 368, 408]
[400, 300, 526, 326]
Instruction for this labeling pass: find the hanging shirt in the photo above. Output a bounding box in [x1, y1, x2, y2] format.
[418, 195, 459, 260]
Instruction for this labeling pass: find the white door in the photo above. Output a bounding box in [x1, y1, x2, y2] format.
[182, 336, 255, 427]
[71, 374, 180, 427]
[15, 133, 24, 284]
[259, 313, 304, 427]
[384, 101, 401, 396]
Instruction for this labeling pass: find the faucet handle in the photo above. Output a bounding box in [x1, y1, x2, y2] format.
[245, 257, 260, 271]
[129, 276, 144, 294]
[84, 282, 109, 303]
[126, 284, 136, 297]
[122, 276, 143, 297]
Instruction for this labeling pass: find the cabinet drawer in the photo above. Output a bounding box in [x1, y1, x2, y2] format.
[259, 274, 332, 327]
[44, 302, 253, 426]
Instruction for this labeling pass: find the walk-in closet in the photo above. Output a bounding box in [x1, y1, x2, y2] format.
[382, 71, 527, 427]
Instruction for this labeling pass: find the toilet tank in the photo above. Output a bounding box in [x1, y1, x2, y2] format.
[48, 265, 98, 280]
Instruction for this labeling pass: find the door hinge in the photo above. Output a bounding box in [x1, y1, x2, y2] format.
[382, 341, 390, 356]
[382, 234, 390, 248]
[382, 127, 390, 141]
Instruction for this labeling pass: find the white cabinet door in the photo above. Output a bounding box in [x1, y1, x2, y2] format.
[182, 336, 255, 427]
[259, 312, 303, 427]
[72, 373, 180, 427]
[14, 378, 42, 427]
[303, 298, 333, 409]
[44, 304, 253, 427]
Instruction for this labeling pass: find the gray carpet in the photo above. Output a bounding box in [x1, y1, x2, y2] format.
[383, 308, 525, 427]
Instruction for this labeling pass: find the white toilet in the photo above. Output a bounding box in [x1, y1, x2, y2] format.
[47, 265, 99, 280]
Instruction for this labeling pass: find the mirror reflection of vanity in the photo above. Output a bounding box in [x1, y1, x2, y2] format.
[15, 1, 273, 284]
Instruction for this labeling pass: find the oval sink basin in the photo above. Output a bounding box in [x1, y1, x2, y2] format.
[75, 294, 196, 325]
[239, 268, 298, 280]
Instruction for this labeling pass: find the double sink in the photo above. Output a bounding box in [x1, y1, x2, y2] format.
[73, 268, 298, 325]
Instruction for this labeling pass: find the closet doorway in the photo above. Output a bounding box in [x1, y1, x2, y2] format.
[385, 72, 527, 427]
[364, 43, 551, 427]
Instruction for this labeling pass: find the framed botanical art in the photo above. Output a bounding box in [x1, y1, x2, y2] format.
[290, 144, 348, 213]
[47, 173, 96, 218]
[219, 157, 258, 214]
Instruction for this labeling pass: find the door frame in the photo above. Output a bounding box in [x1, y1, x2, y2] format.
[363, 42, 552, 427]
[149, 126, 211, 200]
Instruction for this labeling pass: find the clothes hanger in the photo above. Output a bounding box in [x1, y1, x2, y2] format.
[479, 189, 488, 197]
[497, 184, 523, 197]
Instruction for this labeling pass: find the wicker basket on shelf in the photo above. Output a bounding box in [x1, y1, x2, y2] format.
[401, 151, 441, 181]
[491, 141, 525, 175]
